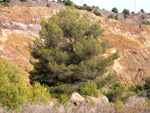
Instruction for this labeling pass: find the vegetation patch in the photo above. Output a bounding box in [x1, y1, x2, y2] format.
[29, 7, 119, 102]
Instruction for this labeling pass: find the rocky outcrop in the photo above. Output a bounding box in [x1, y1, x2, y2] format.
[125, 96, 145, 107]
[98, 94, 109, 104]
[86, 94, 108, 106]
[70, 92, 86, 106]
[70, 92, 109, 106]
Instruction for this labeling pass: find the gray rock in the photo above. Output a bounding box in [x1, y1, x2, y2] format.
[125, 96, 145, 107]
[98, 94, 109, 104]
[70, 92, 86, 106]
[86, 94, 109, 106]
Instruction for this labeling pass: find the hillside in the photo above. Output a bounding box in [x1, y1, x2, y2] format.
[0, 4, 150, 85]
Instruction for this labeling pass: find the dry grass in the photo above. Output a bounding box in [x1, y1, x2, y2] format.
[1, 100, 150, 113]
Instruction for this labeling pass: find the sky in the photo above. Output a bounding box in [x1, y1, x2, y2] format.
[69, 0, 150, 13]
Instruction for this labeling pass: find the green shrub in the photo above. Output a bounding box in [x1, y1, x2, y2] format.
[86, 6, 93, 11]
[112, 7, 118, 13]
[75, 5, 80, 9]
[144, 77, 150, 98]
[49, 84, 76, 98]
[1, 2, 9, 7]
[142, 21, 150, 25]
[28, 82, 51, 104]
[64, 0, 73, 6]
[80, 81, 100, 98]
[75, 5, 93, 12]
[96, 72, 118, 89]
[131, 11, 135, 14]
[0, 59, 51, 110]
[135, 84, 143, 93]
[3, 0, 10, 3]
[108, 14, 115, 19]
[57, 0, 62, 2]
[58, 93, 70, 105]
[119, 91, 132, 103]
[46, 3, 51, 7]
[140, 9, 145, 13]
[20, 0, 27, 2]
[77, 6, 93, 11]
[83, 3, 87, 6]
[0, 59, 28, 109]
[106, 82, 125, 102]
[115, 100, 123, 109]
[93, 9, 101, 16]
[92, 5, 99, 9]
[29, 7, 119, 97]
[122, 9, 130, 18]
[115, 14, 119, 20]
[108, 14, 119, 20]
[78, 6, 84, 10]
[128, 84, 136, 91]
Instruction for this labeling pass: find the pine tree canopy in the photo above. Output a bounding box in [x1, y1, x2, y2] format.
[29, 7, 119, 90]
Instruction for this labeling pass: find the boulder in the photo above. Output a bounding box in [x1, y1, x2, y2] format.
[125, 96, 145, 107]
[86, 94, 109, 106]
[86, 96, 101, 105]
[70, 92, 86, 106]
[98, 94, 109, 104]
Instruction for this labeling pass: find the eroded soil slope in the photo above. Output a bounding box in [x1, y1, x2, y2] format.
[0, 6, 150, 85]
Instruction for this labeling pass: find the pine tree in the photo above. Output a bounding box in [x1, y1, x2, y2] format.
[29, 7, 119, 95]
[112, 7, 118, 13]
[122, 9, 130, 18]
[140, 9, 145, 13]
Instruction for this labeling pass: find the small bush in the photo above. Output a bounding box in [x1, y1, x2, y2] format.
[135, 84, 143, 93]
[131, 11, 135, 14]
[58, 93, 70, 105]
[92, 5, 99, 9]
[0, 59, 51, 110]
[50, 84, 76, 98]
[46, 3, 50, 7]
[108, 14, 115, 19]
[93, 9, 101, 16]
[128, 84, 136, 91]
[75, 5, 93, 12]
[119, 91, 132, 103]
[112, 7, 118, 13]
[86, 6, 93, 11]
[79, 81, 100, 98]
[83, 3, 87, 6]
[96, 72, 118, 89]
[28, 82, 51, 104]
[20, 0, 27, 2]
[106, 82, 125, 102]
[115, 14, 119, 20]
[1, 2, 9, 7]
[0, 59, 28, 109]
[142, 21, 150, 25]
[115, 100, 123, 107]
[140, 9, 145, 13]
[57, 0, 62, 2]
[122, 9, 130, 18]
[144, 77, 150, 98]
[64, 0, 73, 6]
[3, 0, 10, 3]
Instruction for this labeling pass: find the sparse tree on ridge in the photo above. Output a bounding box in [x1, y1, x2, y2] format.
[112, 7, 118, 13]
[140, 9, 145, 13]
[122, 9, 130, 18]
